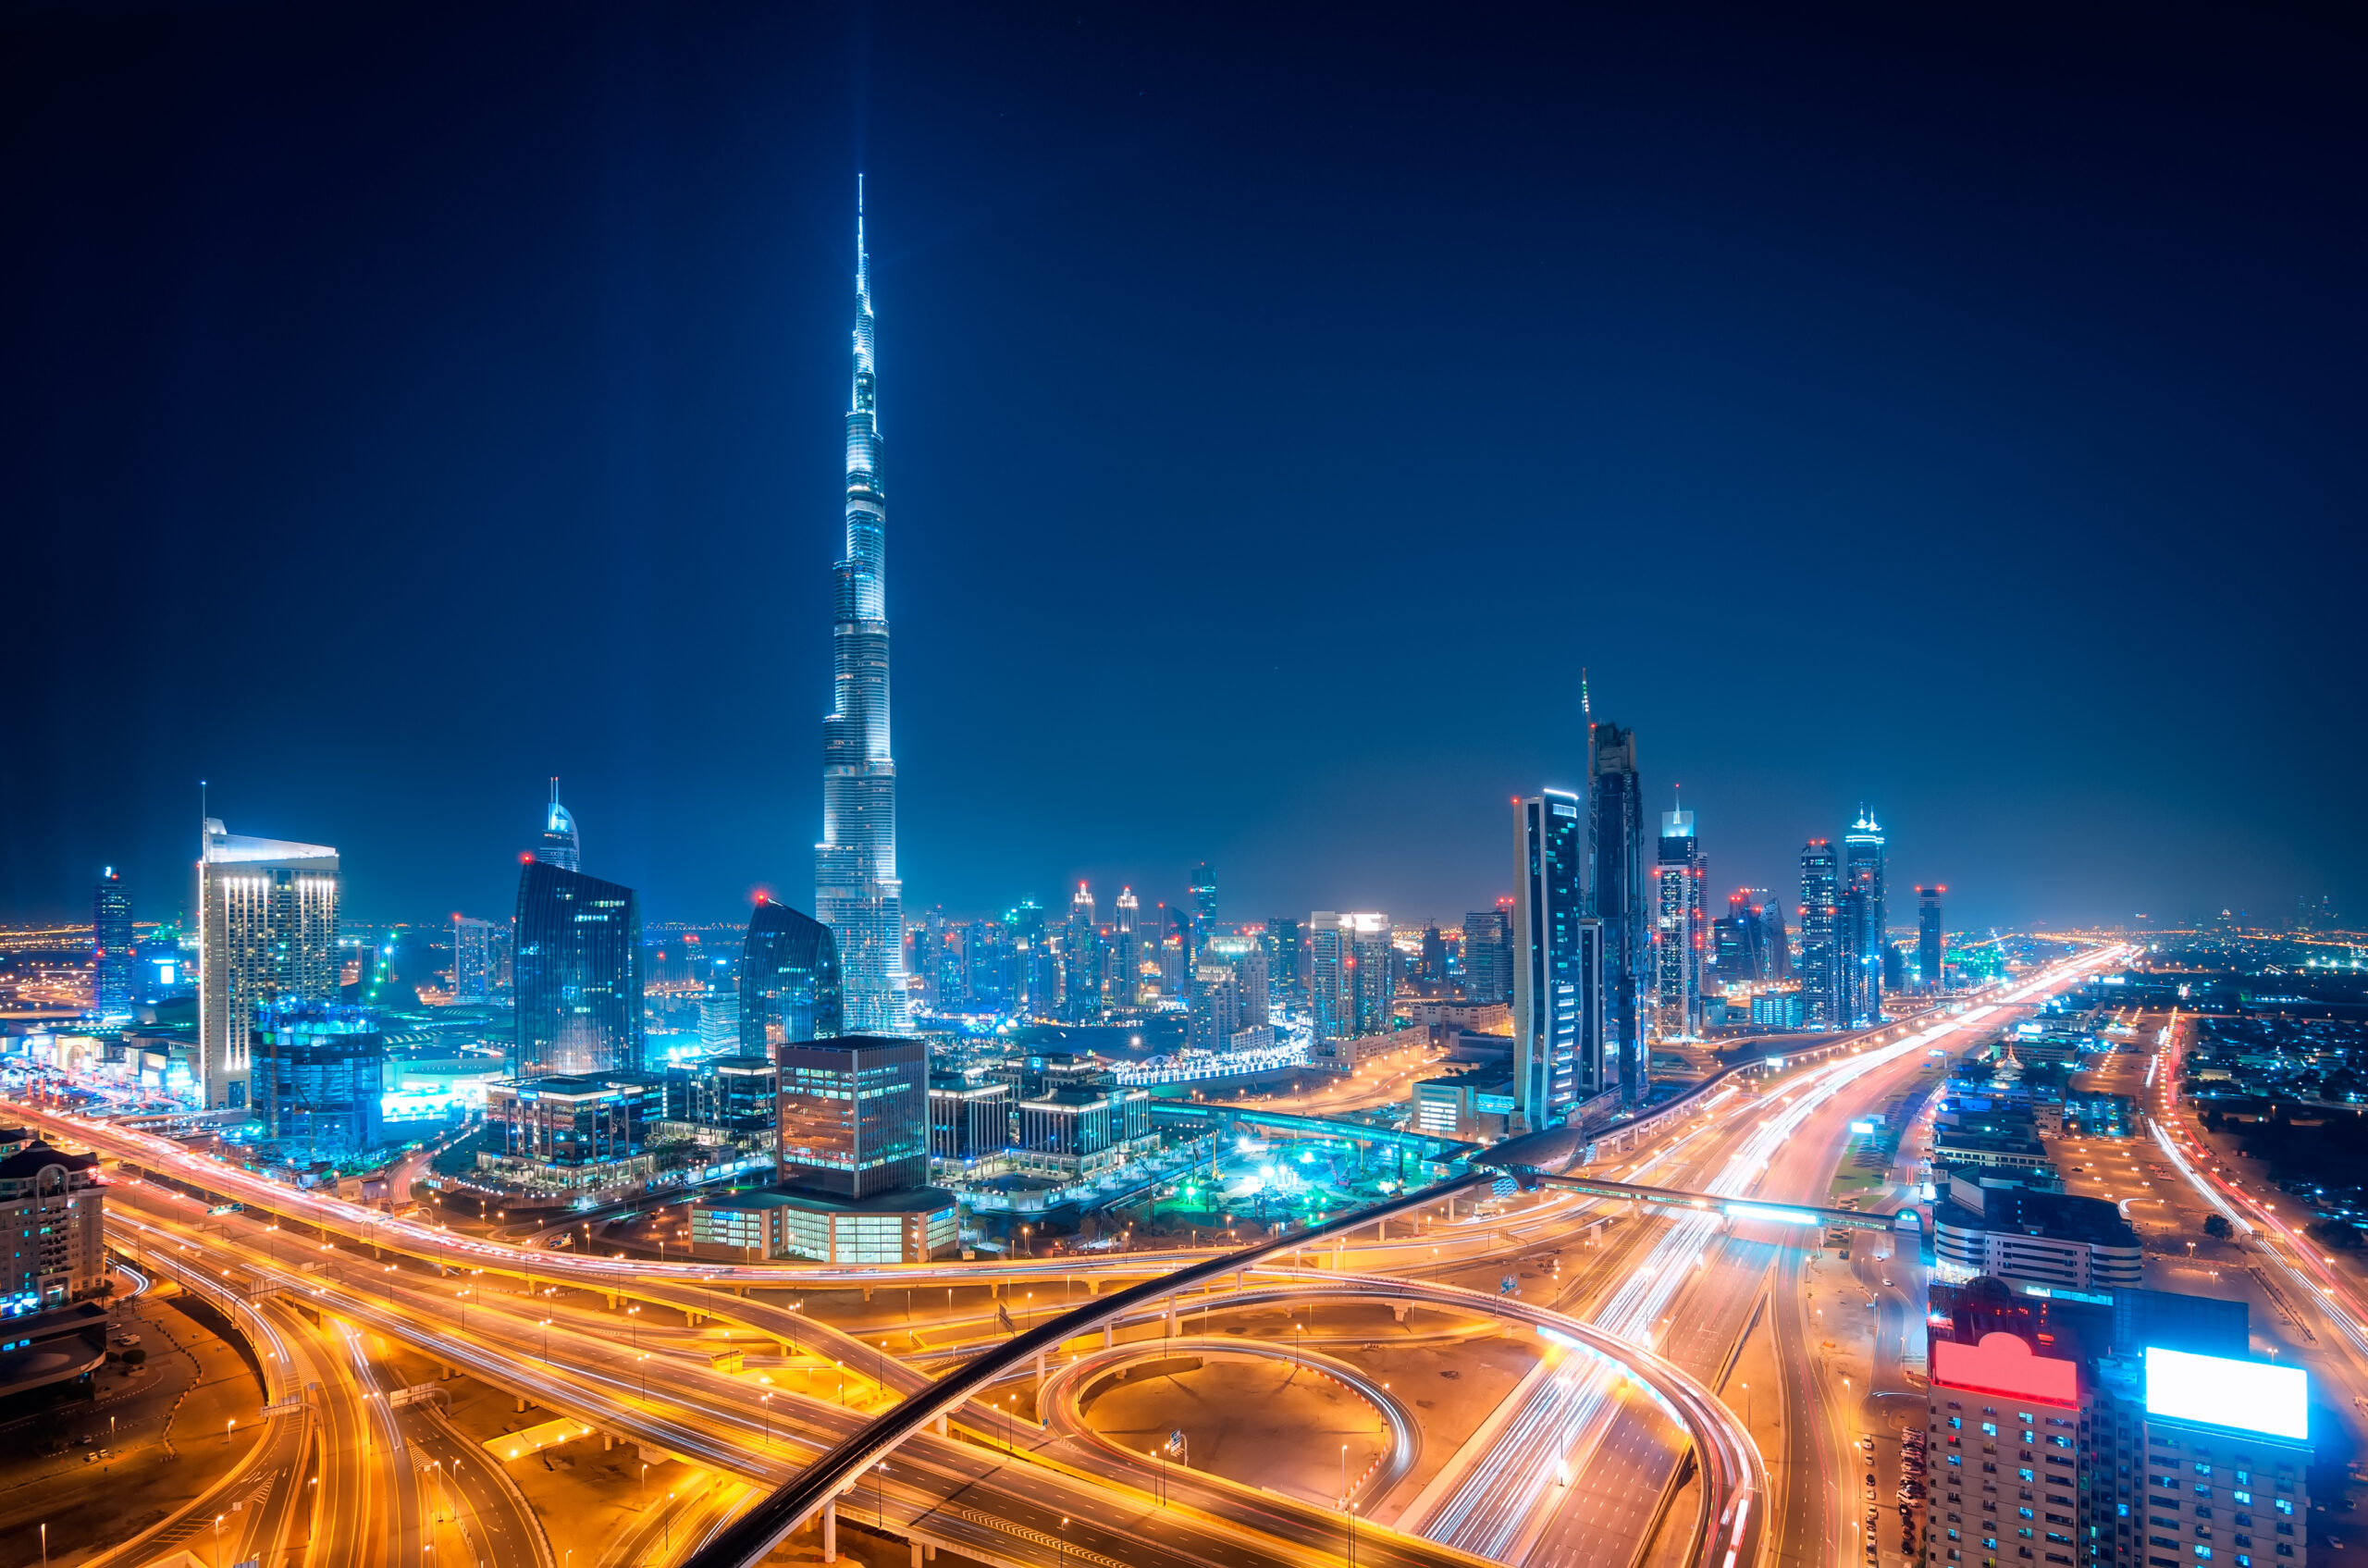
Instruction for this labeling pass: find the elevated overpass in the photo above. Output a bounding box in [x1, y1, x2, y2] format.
[1150, 1100, 1479, 1163]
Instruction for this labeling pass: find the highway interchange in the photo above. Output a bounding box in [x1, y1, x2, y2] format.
[12, 945, 2122, 1568]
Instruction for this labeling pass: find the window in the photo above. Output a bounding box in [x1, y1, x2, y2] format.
[2021, 1469, 2036, 1483]
[2195, 1464, 2214, 1477]
[2233, 1491, 2251, 1506]
[2020, 1509, 2036, 1521]
[2274, 1501, 2291, 1517]
[1983, 1423, 2000, 1436]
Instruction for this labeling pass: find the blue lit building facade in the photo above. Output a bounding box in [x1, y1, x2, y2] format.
[252, 1002, 388, 1155]
[739, 897, 843, 1053]
[512, 859, 644, 1078]
[1843, 809, 1888, 1027]
[1799, 838, 1842, 1029]
[1514, 789, 1603, 1130]
[1588, 721, 1648, 1102]
[92, 868, 134, 1019]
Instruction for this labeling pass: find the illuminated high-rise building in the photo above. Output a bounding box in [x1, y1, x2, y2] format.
[1917, 884, 1946, 992]
[536, 777, 580, 871]
[1651, 805, 1707, 1037]
[740, 896, 843, 1051]
[814, 179, 912, 1035]
[1064, 883, 1100, 1020]
[1189, 863, 1217, 957]
[1588, 720, 1648, 1100]
[1309, 911, 1391, 1042]
[198, 818, 340, 1111]
[452, 915, 497, 1003]
[512, 859, 643, 1078]
[93, 868, 134, 1019]
[1843, 809, 1888, 1026]
[1461, 907, 1511, 1006]
[1798, 838, 1842, 1029]
[1513, 790, 1604, 1129]
[1112, 888, 1141, 1007]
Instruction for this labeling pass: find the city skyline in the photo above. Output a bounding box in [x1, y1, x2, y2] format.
[5, 6, 2363, 932]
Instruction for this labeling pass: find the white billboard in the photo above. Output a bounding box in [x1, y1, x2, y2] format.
[2143, 1346, 2307, 1441]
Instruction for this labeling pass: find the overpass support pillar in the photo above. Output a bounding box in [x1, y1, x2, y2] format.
[514, 1395, 528, 1413]
[934, 1414, 947, 1437]
[1034, 1351, 1046, 1393]
[911, 1540, 923, 1568]
[862, 1287, 874, 1303]
[603, 1433, 613, 1451]
[822, 1502, 836, 1562]
[1103, 1323, 1114, 1349]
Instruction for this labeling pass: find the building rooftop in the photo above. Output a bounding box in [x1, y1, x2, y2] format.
[1936, 1184, 2138, 1249]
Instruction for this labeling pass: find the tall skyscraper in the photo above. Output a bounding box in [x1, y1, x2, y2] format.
[1799, 838, 1842, 1029]
[740, 896, 843, 1051]
[1651, 805, 1707, 1038]
[92, 868, 134, 1019]
[1589, 720, 1648, 1101]
[1267, 916, 1303, 997]
[1460, 907, 1511, 1006]
[536, 778, 580, 870]
[1843, 809, 1888, 1026]
[1513, 790, 1604, 1130]
[1065, 883, 1100, 1020]
[1309, 911, 1392, 1042]
[198, 818, 341, 1111]
[512, 854, 643, 1079]
[814, 179, 912, 1036]
[1189, 863, 1217, 958]
[1917, 883, 1946, 993]
[451, 915, 497, 1003]
[1112, 888, 1141, 1007]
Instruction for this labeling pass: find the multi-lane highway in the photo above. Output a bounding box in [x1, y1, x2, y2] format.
[12, 944, 2119, 1568]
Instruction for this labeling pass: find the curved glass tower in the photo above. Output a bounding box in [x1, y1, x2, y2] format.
[741, 897, 844, 1052]
[816, 178, 912, 1033]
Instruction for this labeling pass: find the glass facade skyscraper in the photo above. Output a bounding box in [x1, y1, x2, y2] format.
[198, 818, 340, 1111]
[512, 859, 643, 1078]
[815, 179, 913, 1035]
[1588, 720, 1648, 1102]
[537, 777, 580, 870]
[1843, 809, 1888, 1026]
[1799, 837, 1842, 1029]
[1652, 806, 1707, 1038]
[92, 868, 134, 1019]
[1917, 883, 1946, 992]
[740, 896, 842, 1052]
[1309, 911, 1392, 1042]
[1514, 789, 1603, 1129]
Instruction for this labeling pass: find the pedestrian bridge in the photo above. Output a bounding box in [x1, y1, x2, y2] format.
[1496, 1168, 1915, 1234]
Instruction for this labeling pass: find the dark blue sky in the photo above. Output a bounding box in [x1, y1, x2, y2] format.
[4, 3, 2362, 932]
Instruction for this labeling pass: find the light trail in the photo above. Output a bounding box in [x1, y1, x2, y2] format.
[1416, 949, 2115, 1562]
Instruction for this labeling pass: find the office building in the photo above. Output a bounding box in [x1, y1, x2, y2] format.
[197, 817, 341, 1112]
[1589, 720, 1648, 1100]
[1310, 911, 1393, 1043]
[1413, 1071, 1518, 1141]
[1189, 862, 1217, 958]
[484, 1076, 647, 1173]
[691, 1185, 957, 1265]
[814, 182, 913, 1036]
[776, 1033, 928, 1199]
[0, 1134, 105, 1315]
[512, 858, 643, 1078]
[1513, 789, 1605, 1130]
[928, 1073, 1013, 1167]
[92, 869, 134, 1019]
[1651, 805, 1707, 1038]
[1008, 1056, 1154, 1181]
[1462, 907, 1512, 1006]
[697, 987, 741, 1052]
[252, 1002, 387, 1155]
[1843, 809, 1889, 1026]
[1919, 884, 1948, 993]
[739, 897, 842, 1052]
[1203, 934, 1271, 1030]
[1799, 838, 1842, 1030]
[536, 778, 580, 870]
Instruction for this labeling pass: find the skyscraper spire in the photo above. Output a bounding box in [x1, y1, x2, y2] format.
[817, 175, 910, 1033]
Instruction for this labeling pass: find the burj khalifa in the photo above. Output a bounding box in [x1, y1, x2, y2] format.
[815, 179, 912, 1033]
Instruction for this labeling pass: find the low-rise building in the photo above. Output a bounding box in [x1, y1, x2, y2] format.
[1932, 1179, 2141, 1293]
[1413, 1071, 1514, 1141]
[690, 1185, 959, 1264]
[481, 1075, 650, 1188]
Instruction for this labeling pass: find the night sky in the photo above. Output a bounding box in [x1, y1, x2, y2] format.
[4, 4, 2362, 932]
